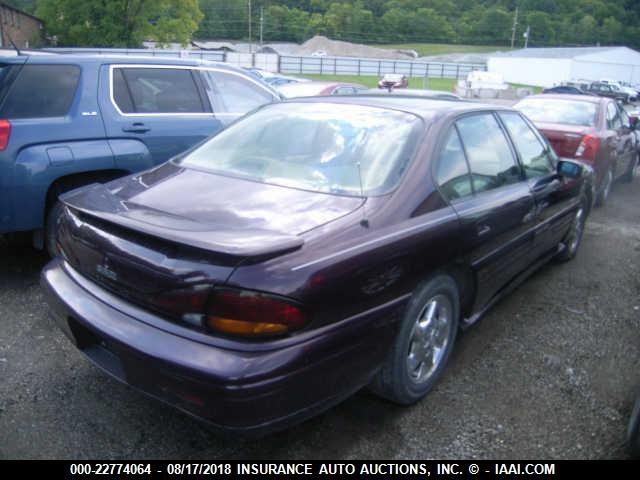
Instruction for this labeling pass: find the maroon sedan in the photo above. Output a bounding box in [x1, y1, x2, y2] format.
[277, 81, 367, 98]
[42, 98, 593, 433]
[515, 94, 637, 206]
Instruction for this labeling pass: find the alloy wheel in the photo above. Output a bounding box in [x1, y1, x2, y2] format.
[407, 294, 452, 384]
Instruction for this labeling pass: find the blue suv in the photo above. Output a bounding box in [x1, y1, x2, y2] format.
[0, 54, 279, 253]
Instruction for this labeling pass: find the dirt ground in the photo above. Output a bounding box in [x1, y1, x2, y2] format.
[0, 173, 638, 460]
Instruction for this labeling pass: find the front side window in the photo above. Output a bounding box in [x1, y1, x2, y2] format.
[455, 113, 520, 194]
[180, 103, 422, 196]
[499, 112, 555, 178]
[113, 67, 207, 114]
[435, 127, 473, 200]
[0, 64, 80, 119]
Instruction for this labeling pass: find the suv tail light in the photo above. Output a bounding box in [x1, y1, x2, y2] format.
[575, 134, 599, 163]
[0, 119, 11, 150]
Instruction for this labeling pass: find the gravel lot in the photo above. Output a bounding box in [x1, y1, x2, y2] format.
[1, 174, 639, 460]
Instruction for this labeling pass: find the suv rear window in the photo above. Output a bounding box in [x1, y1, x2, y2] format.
[113, 67, 208, 114]
[0, 64, 80, 119]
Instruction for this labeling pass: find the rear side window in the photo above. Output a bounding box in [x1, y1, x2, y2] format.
[0, 64, 80, 119]
[606, 102, 622, 129]
[435, 127, 473, 201]
[202, 70, 274, 114]
[499, 112, 555, 178]
[455, 113, 521, 194]
[113, 67, 208, 114]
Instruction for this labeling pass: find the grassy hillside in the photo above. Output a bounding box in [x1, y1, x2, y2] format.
[376, 43, 504, 57]
[301, 74, 457, 91]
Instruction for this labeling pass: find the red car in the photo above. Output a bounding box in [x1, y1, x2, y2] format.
[378, 74, 409, 90]
[277, 81, 367, 98]
[515, 94, 637, 206]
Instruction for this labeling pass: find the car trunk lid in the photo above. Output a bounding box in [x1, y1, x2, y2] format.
[56, 163, 363, 322]
[535, 122, 595, 158]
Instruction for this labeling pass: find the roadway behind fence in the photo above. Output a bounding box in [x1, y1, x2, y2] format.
[48, 48, 486, 79]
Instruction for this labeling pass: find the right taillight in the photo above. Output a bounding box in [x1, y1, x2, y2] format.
[0, 119, 11, 151]
[147, 285, 308, 337]
[575, 134, 599, 163]
[206, 289, 308, 337]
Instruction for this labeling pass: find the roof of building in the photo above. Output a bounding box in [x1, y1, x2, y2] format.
[490, 46, 636, 59]
[0, 2, 44, 24]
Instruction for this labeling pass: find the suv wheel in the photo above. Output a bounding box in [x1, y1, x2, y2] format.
[369, 274, 460, 404]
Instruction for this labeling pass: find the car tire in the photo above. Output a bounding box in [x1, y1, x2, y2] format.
[595, 167, 613, 207]
[555, 195, 588, 263]
[369, 274, 460, 405]
[45, 200, 65, 257]
[628, 392, 640, 458]
[623, 154, 638, 183]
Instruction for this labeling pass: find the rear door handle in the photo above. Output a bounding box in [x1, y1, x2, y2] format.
[122, 122, 150, 133]
[477, 224, 491, 237]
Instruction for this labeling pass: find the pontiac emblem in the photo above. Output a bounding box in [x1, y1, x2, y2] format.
[96, 258, 118, 282]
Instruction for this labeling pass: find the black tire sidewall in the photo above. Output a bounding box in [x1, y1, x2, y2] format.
[596, 168, 613, 206]
[629, 394, 640, 458]
[556, 195, 588, 262]
[387, 274, 460, 404]
[45, 200, 65, 257]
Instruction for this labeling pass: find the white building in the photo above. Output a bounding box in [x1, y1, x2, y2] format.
[487, 46, 640, 87]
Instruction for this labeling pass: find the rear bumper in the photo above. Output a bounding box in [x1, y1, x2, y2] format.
[41, 259, 399, 434]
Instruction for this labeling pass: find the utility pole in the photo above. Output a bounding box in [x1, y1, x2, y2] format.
[260, 6, 264, 46]
[248, 0, 252, 53]
[523, 25, 530, 48]
[510, 6, 518, 49]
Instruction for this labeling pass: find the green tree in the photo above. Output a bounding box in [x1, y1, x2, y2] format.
[471, 7, 512, 45]
[36, 0, 203, 47]
[412, 8, 456, 42]
[600, 17, 623, 45]
[4, 0, 37, 14]
[525, 11, 555, 46]
[576, 14, 598, 44]
[323, 1, 374, 42]
[196, 0, 247, 40]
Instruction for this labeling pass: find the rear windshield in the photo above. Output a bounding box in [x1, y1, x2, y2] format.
[0, 64, 80, 119]
[515, 98, 598, 127]
[179, 102, 422, 196]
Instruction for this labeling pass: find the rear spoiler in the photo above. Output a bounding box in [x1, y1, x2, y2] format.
[60, 184, 304, 258]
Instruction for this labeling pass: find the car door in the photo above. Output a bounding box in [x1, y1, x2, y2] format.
[438, 113, 536, 310]
[498, 111, 577, 261]
[615, 103, 636, 177]
[100, 64, 224, 167]
[603, 100, 632, 178]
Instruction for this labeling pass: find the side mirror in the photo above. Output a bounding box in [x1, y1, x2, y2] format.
[557, 159, 582, 179]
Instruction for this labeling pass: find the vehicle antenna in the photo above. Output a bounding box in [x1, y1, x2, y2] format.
[7, 34, 21, 56]
[357, 160, 369, 228]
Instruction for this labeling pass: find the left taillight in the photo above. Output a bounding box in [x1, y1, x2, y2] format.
[575, 134, 599, 163]
[0, 119, 11, 150]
